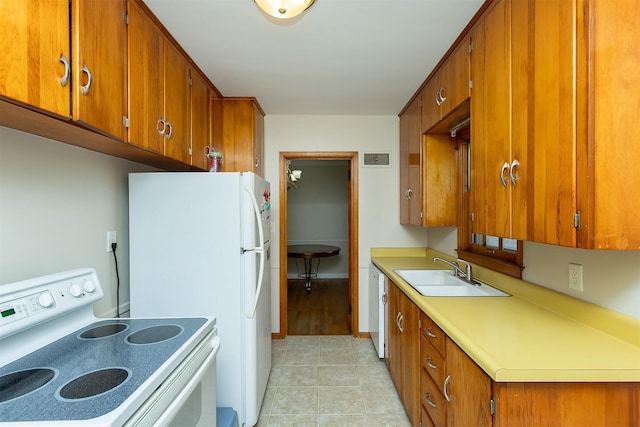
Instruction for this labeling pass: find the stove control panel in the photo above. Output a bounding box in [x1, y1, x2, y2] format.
[0, 268, 104, 340]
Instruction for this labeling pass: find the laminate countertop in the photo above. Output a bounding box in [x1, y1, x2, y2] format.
[371, 248, 640, 382]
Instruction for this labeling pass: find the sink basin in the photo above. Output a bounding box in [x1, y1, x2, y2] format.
[393, 269, 510, 297]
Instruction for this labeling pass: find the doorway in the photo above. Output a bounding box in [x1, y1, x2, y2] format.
[278, 152, 359, 338]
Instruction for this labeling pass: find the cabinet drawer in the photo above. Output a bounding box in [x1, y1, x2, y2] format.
[421, 368, 447, 427]
[421, 405, 437, 427]
[421, 334, 446, 387]
[421, 312, 445, 356]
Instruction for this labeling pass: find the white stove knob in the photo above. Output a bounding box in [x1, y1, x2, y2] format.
[70, 284, 83, 298]
[38, 292, 54, 308]
[83, 280, 96, 293]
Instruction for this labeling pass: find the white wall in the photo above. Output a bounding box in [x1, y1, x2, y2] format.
[287, 161, 349, 278]
[427, 228, 640, 319]
[0, 127, 157, 317]
[264, 115, 430, 334]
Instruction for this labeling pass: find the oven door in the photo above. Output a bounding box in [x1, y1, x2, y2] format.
[124, 330, 220, 427]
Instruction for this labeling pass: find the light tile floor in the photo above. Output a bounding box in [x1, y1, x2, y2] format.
[257, 336, 411, 427]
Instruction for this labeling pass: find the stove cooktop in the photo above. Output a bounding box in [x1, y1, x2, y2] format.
[0, 317, 208, 423]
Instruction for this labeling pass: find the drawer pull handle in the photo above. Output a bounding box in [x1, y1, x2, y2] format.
[444, 375, 451, 402]
[425, 392, 437, 408]
[425, 327, 436, 338]
[425, 356, 437, 369]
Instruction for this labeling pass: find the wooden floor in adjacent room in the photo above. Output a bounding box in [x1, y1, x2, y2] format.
[287, 278, 350, 336]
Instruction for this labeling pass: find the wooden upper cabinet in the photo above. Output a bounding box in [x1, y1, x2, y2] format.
[221, 98, 265, 176]
[576, 0, 640, 250]
[72, 0, 127, 140]
[0, 0, 70, 117]
[190, 70, 210, 170]
[163, 41, 191, 164]
[421, 38, 471, 133]
[423, 134, 458, 227]
[127, 0, 164, 154]
[399, 94, 423, 225]
[511, 0, 576, 247]
[470, 0, 514, 239]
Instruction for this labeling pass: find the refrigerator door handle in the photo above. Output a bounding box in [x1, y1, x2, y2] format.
[244, 184, 265, 319]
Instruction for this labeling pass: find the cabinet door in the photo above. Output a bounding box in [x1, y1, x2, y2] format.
[399, 95, 422, 225]
[191, 70, 210, 170]
[439, 38, 470, 120]
[421, 76, 442, 133]
[253, 103, 265, 176]
[222, 99, 263, 174]
[72, 0, 127, 140]
[578, 0, 640, 249]
[399, 291, 421, 426]
[423, 134, 458, 226]
[446, 337, 492, 427]
[127, 0, 164, 153]
[0, 0, 70, 117]
[386, 281, 402, 392]
[511, 0, 576, 245]
[470, 0, 511, 237]
[163, 41, 191, 164]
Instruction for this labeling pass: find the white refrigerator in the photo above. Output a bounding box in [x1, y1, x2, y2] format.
[128, 171, 271, 427]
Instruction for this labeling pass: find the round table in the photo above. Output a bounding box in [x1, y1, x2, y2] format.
[287, 244, 341, 294]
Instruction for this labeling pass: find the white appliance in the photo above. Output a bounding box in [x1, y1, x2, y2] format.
[128, 171, 271, 427]
[369, 263, 388, 358]
[0, 268, 219, 426]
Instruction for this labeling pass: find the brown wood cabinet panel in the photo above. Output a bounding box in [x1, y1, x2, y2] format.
[577, 0, 640, 250]
[421, 371, 447, 427]
[191, 70, 210, 170]
[446, 338, 492, 427]
[72, 0, 127, 140]
[386, 281, 402, 392]
[421, 334, 446, 388]
[511, 0, 576, 246]
[0, 0, 70, 117]
[439, 39, 471, 121]
[127, 0, 164, 154]
[163, 41, 191, 164]
[493, 382, 640, 427]
[399, 95, 423, 225]
[470, 0, 512, 238]
[423, 134, 458, 226]
[222, 98, 265, 176]
[421, 77, 442, 134]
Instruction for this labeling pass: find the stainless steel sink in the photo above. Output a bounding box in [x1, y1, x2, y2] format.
[393, 269, 510, 297]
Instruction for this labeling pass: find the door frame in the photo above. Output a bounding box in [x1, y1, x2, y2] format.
[278, 151, 359, 338]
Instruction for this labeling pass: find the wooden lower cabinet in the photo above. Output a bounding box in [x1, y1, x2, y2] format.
[492, 382, 640, 427]
[417, 310, 639, 427]
[386, 281, 421, 426]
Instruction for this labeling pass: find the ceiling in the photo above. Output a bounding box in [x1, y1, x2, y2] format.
[143, 0, 485, 115]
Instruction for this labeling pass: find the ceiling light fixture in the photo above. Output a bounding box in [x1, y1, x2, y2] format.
[254, 0, 315, 19]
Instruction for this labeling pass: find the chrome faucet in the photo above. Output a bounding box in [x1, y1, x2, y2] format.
[433, 257, 478, 285]
[433, 257, 466, 278]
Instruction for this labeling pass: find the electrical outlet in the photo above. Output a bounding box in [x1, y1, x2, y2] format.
[568, 263, 583, 291]
[106, 231, 117, 252]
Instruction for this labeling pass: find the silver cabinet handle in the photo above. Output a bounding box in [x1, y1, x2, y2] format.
[439, 86, 447, 104]
[424, 327, 436, 338]
[381, 292, 387, 304]
[444, 375, 451, 402]
[425, 356, 437, 369]
[165, 121, 173, 139]
[500, 162, 509, 187]
[395, 312, 401, 329]
[510, 159, 520, 185]
[405, 188, 413, 200]
[435, 89, 443, 106]
[255, 156, 260, 168]
[398, 313, 405, 333]
[425, 393, 437, 408]
[80, 64, 92, 95]
[157, 119, 167, 136]
[59, 54, 70, 87]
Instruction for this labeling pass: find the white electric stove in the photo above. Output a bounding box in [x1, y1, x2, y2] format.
[0, 268, 219, 426]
